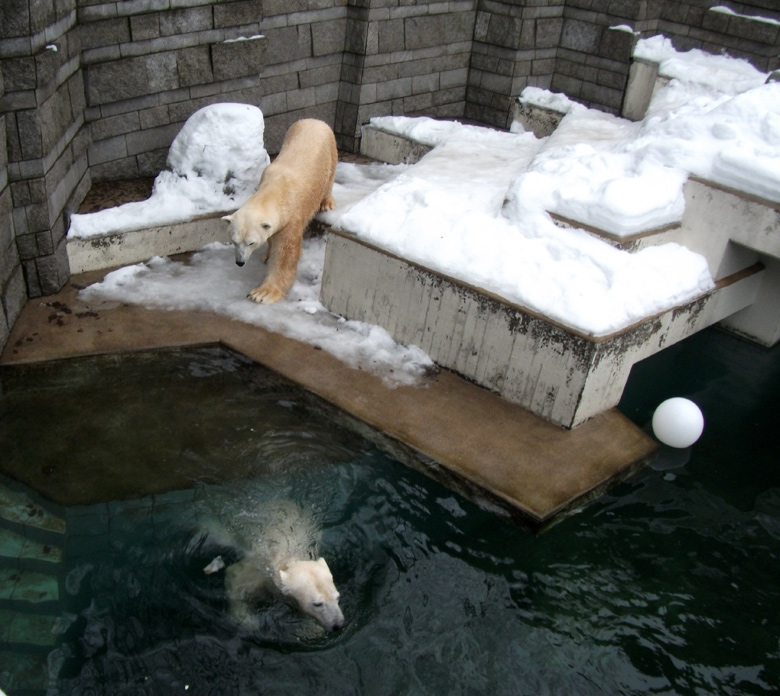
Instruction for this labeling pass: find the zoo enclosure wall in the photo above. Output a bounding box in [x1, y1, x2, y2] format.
[1, 0, 779, 354]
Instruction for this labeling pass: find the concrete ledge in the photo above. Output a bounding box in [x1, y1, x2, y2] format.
[320, 228, 764, 428]
[511, 98, 566, 138]
[360, 124, 432, 164]
[67, 214, 230, 273]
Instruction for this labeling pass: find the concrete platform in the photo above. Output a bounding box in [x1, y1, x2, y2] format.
[1, 265, 657, 531]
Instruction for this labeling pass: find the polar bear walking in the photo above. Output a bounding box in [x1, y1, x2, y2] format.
[222, 118, 338, 304]
[204, 500, 344, 633]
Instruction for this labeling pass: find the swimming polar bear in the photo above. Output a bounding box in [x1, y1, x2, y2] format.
[203, 500, 344, 632]
[222, 118, 338, 304]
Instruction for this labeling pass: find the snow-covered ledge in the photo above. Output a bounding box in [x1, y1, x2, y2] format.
[321, 228, 763, 428]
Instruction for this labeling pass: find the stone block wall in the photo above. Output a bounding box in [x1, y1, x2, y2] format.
[467, 0, 564, 127]
[1, 65, 27, 350]
[335, 0, 476, 151]
[253, 0, 347, 152]
[79, 0, 268, 181]
[1, 0, 84, 299]
[656, 1, 780, 72]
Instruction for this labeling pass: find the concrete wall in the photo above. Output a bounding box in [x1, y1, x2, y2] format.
[1, 0, 779, 351]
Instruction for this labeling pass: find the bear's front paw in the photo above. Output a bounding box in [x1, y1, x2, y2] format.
[248, 284, 284, 304]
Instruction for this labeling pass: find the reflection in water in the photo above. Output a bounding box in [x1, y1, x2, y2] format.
[1, 333, 779, 695]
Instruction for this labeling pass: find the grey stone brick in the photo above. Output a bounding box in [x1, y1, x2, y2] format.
[536, 17, 563, 49]
[22, 258, 40, 297]
[35, 229, 54, 256]
[2, 57, 37, 92]
[412, 72, 439, 95]
[36, 46, 62, 86]
[16, 110, 43, 160]
[0, 0, 31, 39]
[139, 104, 171, 130]
[178, 45, 213, 86]
[440, 67, 468, 89]
[211, 36, 267, 80]
[146, 52, 180, 93]
[259, 90, 288, 117]
[35, 241, 69, 296]
[299, 62, 342, 89]
[3, 263, 27, 330]
[88, 134, 128, 166]
[378, 18, 404, 53]
[214, 0, 264, 29]
[16, 232, 38, 260]
[405, 12, 474, 51]
[560, 19, 603, 54]
[376, 76, 412, 101]
[131, 14, 161, 41]
[26, 202, 50, 233]
[125, 122, 179, 157]
[90, 110, 140, 142]
[80, 18, 131, 50]
[86, 57, 152, 105]
[312, 19, 346, 57]
[286, 86, 317, 111]
[160, 7, 213, 37]
[137, 148, 168, 177]
[90, 156, 140, 183]
[10, 181, 31, 207]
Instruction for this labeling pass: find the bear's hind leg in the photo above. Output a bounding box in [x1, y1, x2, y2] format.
[319, 193, 336, 212]
[248, 226, 303, 304]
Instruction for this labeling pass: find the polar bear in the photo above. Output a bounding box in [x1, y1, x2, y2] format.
[203, 500, 344, 632]
[222, 118, 338, 304]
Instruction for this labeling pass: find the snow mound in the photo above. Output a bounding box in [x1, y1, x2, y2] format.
[69, 103, 269, 239]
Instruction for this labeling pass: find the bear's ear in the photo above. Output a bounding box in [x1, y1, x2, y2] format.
[221, 214, 233, 223]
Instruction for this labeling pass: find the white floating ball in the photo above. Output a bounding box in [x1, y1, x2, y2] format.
[652, 397, 704, 448]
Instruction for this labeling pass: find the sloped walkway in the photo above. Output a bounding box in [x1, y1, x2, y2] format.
[1, 265, 656, 531]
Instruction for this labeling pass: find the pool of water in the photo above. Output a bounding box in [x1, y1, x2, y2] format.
[1, 331, 779, 695]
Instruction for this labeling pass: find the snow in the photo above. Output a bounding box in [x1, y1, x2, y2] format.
[709, 5, 780, 27]
[68, 103, 270, 239]
[79, 235, 435, 387]
[78, 36, 779, 374]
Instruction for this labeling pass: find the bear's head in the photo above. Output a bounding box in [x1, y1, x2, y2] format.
[278, 557, 344, 632]
[222, 206, 280, 267]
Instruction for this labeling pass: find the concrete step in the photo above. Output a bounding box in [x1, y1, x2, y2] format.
[0, 484, 65, 547]
[0, 607, 60, 652]
[66, 213, 229, 274]
[0, 568, 59, 610]
[360, 123, 433, 165]
[0, 527, 61, 574]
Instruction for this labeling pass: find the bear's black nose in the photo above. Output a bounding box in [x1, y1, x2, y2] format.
[236, 260, 245, 267]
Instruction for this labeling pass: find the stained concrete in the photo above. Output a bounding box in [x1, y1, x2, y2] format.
[1, 264, 657, 530]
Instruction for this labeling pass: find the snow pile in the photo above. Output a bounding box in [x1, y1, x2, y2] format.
[69, 103, 270, 239]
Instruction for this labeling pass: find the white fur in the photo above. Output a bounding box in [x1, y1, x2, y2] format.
[217, 500, 344, 632]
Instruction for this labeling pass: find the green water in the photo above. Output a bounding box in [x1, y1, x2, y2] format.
[0, 330, 778, 695]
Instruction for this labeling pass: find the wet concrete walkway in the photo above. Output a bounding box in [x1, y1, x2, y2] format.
[1, 265, 657, 531]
